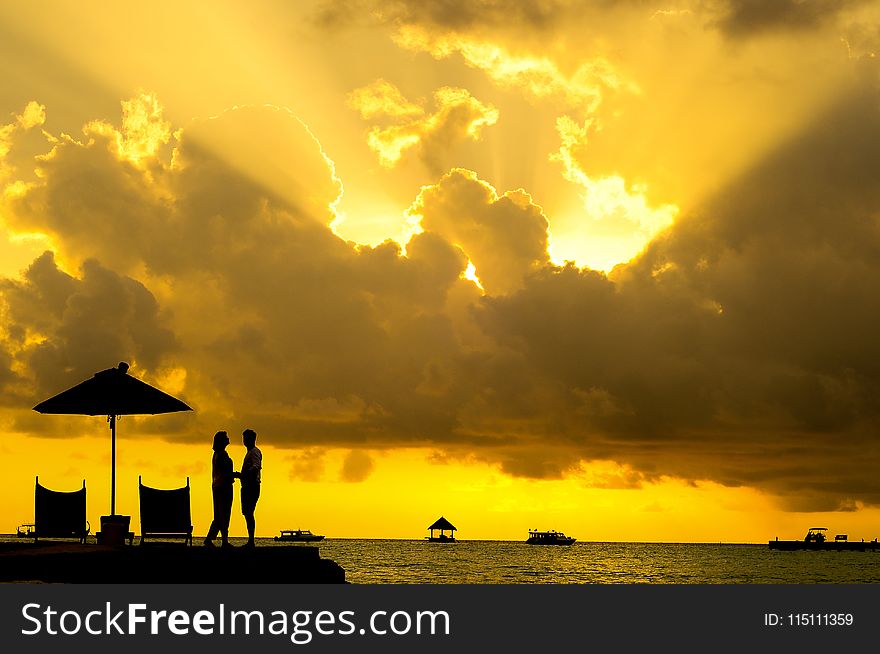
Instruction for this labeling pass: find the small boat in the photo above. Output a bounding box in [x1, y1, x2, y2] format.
[274, 529, 325, 542]
[526, 529, 576, 545]
[769, 527, 880, 551]
[16, 524, 35, 538]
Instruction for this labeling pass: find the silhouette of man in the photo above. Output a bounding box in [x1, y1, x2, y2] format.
[234, 428, 262, 547]
[204, 430, 234, 547]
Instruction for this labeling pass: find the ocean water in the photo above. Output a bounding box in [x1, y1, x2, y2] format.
[274, 538, 880, 584]
[5, 535, 880, 583]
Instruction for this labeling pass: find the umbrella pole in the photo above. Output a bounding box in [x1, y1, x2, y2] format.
[110, 414, 116, 516]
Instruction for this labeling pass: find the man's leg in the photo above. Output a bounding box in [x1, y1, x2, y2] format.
[244, 511, 255, 546]
[242, 485, 259, 546]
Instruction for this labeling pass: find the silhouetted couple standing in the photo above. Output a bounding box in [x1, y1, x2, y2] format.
[204, 428, 262, 548]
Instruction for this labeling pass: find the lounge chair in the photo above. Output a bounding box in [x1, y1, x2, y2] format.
[138, 476, 193, 545]
[34, 477, 90, 544]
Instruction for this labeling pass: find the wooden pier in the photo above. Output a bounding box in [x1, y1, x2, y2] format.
[0, 541, 346, 583]
[768, 539, 880, 552]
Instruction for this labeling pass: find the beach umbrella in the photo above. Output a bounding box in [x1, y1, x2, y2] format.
[33, 362, 193, 516]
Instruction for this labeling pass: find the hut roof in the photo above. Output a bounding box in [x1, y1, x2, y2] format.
[428, 516, 457, 531]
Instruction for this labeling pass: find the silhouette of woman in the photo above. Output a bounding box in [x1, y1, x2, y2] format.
[204, 431, 234, 547]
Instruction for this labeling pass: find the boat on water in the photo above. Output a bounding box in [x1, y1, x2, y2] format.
[526, 529, 576, 545]
[769, 527, 880, 551]
[16, 524, 35, 538]
[274, 529, 325, 542]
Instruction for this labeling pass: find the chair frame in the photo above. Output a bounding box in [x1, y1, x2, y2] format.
[138, 476, 193, 545]
[34, 476, 90, 544]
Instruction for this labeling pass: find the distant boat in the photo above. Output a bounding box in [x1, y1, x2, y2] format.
[274, 529, 324, 542]
[769, 527, 880, 551]
[427, 516, 457, 542]
[16, 524, 35, 538]
[526, 529, 576, 545]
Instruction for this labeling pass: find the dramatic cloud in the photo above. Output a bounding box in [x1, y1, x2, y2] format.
[0, 251, 177, 413]
[317, 0, 872, 39]
[348, 80, 498, 170]
[0, 101, 47, 182]
[86, 92, 171, 165]
[288, 448, 326, 482]
[340, 449, 375, 482]
[391, 24, 635, 115]
[370, 8, 687, 272]
[475, 80, 880, 509]
[552, 115, 679, 267]
[407, 168, 550, 295]
[346, 79, 423, 121]
[707, 0, 870, 36]
[318, 0, 877, 279]
[16, 101, 46, 130]
[312, 0, 572, 33]
[0, 96, 477, 448]
[2, 74, 880, 511]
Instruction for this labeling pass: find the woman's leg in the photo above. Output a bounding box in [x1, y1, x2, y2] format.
[204, 486, 222, 545]
[220, 486, 233, 544]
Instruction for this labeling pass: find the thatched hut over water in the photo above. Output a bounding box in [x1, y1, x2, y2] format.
[427, 516, 457, 542]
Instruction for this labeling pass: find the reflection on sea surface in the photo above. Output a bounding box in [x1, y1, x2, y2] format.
[4, 535, 879, 583]
[305, 539, 880, 584]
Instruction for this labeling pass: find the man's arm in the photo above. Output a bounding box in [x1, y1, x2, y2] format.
[240, 452, 260, 485]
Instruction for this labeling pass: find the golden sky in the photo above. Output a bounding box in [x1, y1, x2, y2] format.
[2, 0, 880, 542]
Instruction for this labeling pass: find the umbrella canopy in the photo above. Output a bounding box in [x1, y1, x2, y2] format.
[34, 362, 192, 416]
[33, 362, 193, 515]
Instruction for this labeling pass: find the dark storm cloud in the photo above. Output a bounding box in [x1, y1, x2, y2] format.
[312, 0, 569, 32]
[1, 101, 480, 449]
[708, 0, 869, 36]
[339, 449, 375, 482]
[410, 168, 551, 295]
[471, 79, 880, 509]
[3, 83, 880, 509]
[314, 0, 872, 41]
[0, 251, 177, 416]
[622, 81, 880, 507]
[288, 448, 326, 482]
